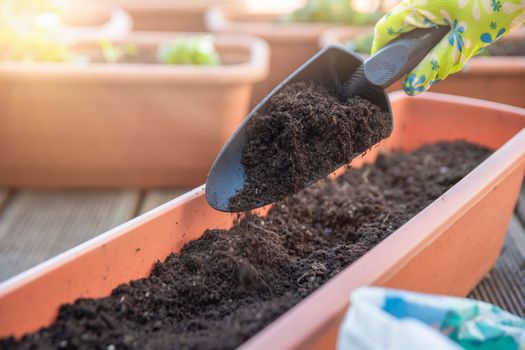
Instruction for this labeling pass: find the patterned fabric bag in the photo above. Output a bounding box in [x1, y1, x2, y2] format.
[338, 287, 525, 350]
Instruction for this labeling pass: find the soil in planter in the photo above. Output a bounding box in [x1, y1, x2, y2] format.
[229, 80, 392, 211]
[484, 39, 525, 56]
[0, 141, 490, 350]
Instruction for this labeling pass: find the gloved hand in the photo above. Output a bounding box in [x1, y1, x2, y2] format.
[372, 0, 525, 96]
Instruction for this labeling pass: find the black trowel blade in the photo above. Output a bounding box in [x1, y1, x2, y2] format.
[205, 45, 392, 212]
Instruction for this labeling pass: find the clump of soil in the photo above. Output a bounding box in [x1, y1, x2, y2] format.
[0, 141, 490, 350]
[485, 39, 525, 56]
[229, 81, 392, 211]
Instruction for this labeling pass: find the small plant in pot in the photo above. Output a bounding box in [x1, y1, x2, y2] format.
[206, 0, 383, 104]
[157, 36, 221, 66]
[96, 35, 221, 66]
[0, 9, 222, 68]
[282, 0, 383, 26]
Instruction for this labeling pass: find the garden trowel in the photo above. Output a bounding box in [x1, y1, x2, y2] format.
[206, 25, 449, 212]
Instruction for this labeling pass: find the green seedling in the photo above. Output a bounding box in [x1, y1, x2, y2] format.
[98, 39, 138, 63]
[158, 36, 221, 66]
[282, 0, 383, 26]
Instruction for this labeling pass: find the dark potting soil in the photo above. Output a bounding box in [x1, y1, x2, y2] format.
[1, 141, 490, 350]
[228, 81, 392, 211]
[485, 39, 525, 56]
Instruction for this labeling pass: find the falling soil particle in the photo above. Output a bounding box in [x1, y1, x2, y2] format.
[228, 80, 392, 210]
[1, 141, 490, 350]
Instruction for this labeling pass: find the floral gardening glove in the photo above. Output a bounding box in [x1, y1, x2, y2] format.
[371, 0, 525, 96]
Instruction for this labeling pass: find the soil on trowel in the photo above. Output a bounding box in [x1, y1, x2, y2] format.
[228, 81, 393, 211]
[485, 39, 525, 56]
[1, 141, 490, 350]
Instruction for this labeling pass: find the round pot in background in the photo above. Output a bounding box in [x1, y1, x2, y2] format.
[320, 26, 525, 107]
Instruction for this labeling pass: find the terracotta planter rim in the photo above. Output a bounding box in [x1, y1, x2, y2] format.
[0, 33, 269, 84]
[205, 4, 372, 43]
[0, 186, 206, 297]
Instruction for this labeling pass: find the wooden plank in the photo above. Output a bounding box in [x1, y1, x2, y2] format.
[508, 215, 525, 260]
[0, 190, 140, 282]
[470, 216, 525, 316]
[517, 184, 525, 224]
[0, 189, 8, 213]
[139, 188, 191, 214]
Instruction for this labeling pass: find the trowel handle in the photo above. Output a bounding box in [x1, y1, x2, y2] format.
[364, 26, 449, 88]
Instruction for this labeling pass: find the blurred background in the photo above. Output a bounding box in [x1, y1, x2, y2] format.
[0, 0, 523, 283]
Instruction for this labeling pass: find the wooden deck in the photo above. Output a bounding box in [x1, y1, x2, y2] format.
[0, 186, 524, 316]
[0, 189, 189, 281]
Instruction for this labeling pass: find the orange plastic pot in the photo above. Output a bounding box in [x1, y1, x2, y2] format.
[206, 3, 372, 104]
[0, 33, 269, 187]
[320, 27, 525, 107]
[1, 93, 525, 348]
[90, 0, 238, 32]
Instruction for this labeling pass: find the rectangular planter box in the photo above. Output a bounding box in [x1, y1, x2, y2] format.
[1, 93, 524, 348]
[206, 3, 371, 104]
[320, 27, 525, 107]
[0, 32, 268, 187]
